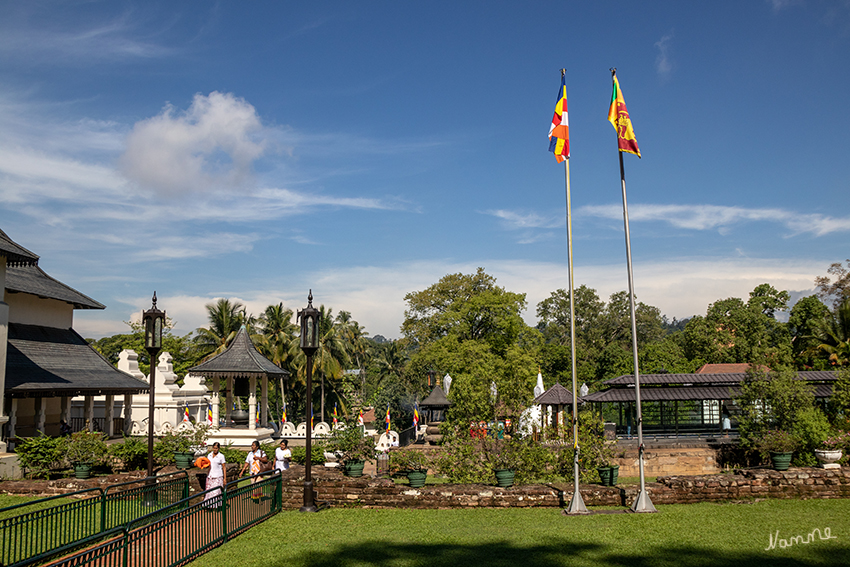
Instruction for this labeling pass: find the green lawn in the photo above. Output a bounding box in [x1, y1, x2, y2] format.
[186, 499, 849, 567]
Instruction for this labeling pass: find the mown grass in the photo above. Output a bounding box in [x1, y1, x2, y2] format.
[186, 499, 850, 567]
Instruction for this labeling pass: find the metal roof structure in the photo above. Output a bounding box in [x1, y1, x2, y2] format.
[420, 385, 450, 407]
[188, 326, 288, 379]
[533, 382, 575, 405]
[0, 228, 39, 267]
[5, 264, 104, 310]
[5, 323, 149, 398]
[583, 384, 834, 402]
[603, 371, 838, 387]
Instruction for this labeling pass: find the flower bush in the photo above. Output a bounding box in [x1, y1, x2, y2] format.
[822, 432, 850, 450]
[328, 422, 376, 462]
[389, 447, 431, 473]
[755, 429, 799, 455]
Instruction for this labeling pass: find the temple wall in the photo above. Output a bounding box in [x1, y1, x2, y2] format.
[6, 294, 72, 328]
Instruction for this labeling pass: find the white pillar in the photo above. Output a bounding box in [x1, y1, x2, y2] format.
[225, 376, 233, 427]
[248, 376, 257, 431]
[84, 396, 94, 432]
[8, 398, 17, 441]
[261, 375, 269, 427]
[35, 397, 46, 434]
[212, 377, 220, 428]
[105, 395, 115, 438]
[123, 394, 133, 435]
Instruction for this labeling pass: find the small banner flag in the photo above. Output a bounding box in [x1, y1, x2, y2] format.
[608, 71, 641, 157]
[333, 403, 339, 427]
[385, 404, 391, 433]
[207, 403, 213, 425]
[548, 73, 570, 163]
[182, 405, 190, 423]
[357, 407, 364, 426]
[256, 408, 260, 425]
[413, 404, 419, 430]
[310, 409, 314, 430]
[281, 401, 287, 424]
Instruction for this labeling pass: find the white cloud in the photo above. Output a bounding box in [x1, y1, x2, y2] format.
[74, 256, 827, 341]
[580, 203, 850, 236]
[483, 209, 562, 230]
[120, 92, 267, 195]
[655, 32, 674, 76]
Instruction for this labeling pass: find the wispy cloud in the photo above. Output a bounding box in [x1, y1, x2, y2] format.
[483, 209, 562, 229]
[655, 32, 674, 77]
[580, 203, 850, 237]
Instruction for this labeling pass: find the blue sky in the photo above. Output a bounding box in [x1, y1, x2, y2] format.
[1, 1, 848, 340]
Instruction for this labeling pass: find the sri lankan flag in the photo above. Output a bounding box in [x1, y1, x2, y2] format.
[608, 72, 641, 157]
[548, 74, 569, 162]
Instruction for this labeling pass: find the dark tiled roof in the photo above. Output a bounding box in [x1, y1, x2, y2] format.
[534, 382, 575, 405]
[6, 323, 149, 397]
[0, 228, 39, 267]
[604, 371, 838, 386]
[6, 264, 104, 309]
[420, 385, 450, 407]
[189, 327, 288, 378]
[696, 363, 762, 374]
[583, 383, 834, 403]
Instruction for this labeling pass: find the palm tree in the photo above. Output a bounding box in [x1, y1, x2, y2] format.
[255, 303, 299, 422]
[336, 310, 371, 400]
[372, 340, 408, 387]
[816, 299, 850, 366]
[194, 298, 249, 359]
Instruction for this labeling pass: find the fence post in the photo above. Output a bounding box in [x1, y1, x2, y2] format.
[221, 484, 228, 543]
[99, 488, 107, 534]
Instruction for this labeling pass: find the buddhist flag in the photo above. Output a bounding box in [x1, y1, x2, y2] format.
[608, 72, 641, 158]
[357, 407, 364, 426]
[385, 404, 391, 433]
[413, 404, 419, 430]
[182, 405, 190, 423]
[548, 74, 569, 163]
[281, 401, 287, 424]
[333, 403, 339, 427]
[207, 403, 213, 425]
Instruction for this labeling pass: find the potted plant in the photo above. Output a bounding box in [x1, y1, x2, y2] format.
[64, 430, 108, 479]
[328, 423, 376, 477]
[389, 447, 430, 488]
[484, 438, 523, 488]
[755, 429, 799, 471]
[156, 425, 210, 469]
[815, 432, 849, 468]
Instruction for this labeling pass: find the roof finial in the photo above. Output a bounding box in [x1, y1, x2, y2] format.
[151, 291, 157, 309]
[307, 289, 313, 307]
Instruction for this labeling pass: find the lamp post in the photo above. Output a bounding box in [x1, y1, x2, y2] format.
[426, 368, 436, 388]
[297, 290, 319, 513]
[143, 292, 165, 500]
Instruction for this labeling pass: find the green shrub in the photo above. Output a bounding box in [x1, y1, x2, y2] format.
[792, 407, 832, 466]
[108, 436, 149, 471]
[218, 443, 248, 467]
[289, 442, 326, 465]
[15, 434, 64, 479]
[64, 430, 108, 466]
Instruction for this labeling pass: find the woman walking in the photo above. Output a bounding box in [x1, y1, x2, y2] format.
[203, 442, 226, 508]
[239, 440, 268, 500]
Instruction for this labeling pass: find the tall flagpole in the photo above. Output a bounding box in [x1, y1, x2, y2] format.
[611, 68, 656, 513]
[561, 69, 587, 515]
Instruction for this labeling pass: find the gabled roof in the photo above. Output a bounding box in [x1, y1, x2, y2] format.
[534, 382, 575, 405]
[5, 323, 149, 398]
[5, 264, 104, 309]
[696, 363, 767, 374]
[0, 228, 39, 267]
[421, 385, 450, 407]
[188, 327, 288, 378]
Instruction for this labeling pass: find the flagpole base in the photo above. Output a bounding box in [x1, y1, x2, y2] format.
[565, 490, 588, 515]
[630, 489, 657, 513]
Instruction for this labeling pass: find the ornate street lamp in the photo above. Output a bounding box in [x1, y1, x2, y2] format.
[426, 368, 436, 388]
[297, 290, 319, 513]
[143, 292, 165, 487]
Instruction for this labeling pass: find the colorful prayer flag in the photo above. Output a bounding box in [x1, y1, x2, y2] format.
[607, 72, 641, 158]
[548, 74, 570, 163]
[357, 407, 364, 426]
[384, 404, 391, 433]
[281, 401, 287, 424]
[413, 404, 419, 430]
[333, 403, 339, 427]
[182, 405, 190, 423]
[207, 403, 213, 425]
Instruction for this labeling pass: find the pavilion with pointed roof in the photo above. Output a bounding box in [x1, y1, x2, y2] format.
[534, 382, 576, 436]
[188, 326, 289, 446]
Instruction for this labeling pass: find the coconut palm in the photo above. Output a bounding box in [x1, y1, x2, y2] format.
[336, 310, 371, 400]
[194, 298, 249, 359]
[816, 299, 850, 367]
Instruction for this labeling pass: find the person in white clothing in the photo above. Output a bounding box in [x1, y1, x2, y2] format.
[203, 442, 227, 507]
[239, 441, 268, 500]
[275, 439, 291, 472]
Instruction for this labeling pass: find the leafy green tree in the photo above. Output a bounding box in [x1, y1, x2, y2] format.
[814, 298, 850, 367]
[788, 295, 832, 369]
[682, 285, 792, 367]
